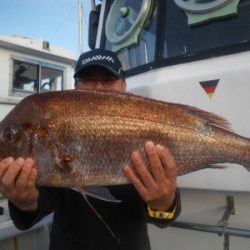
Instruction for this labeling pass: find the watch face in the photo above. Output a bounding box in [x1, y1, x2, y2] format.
[105, 0, 153, 44]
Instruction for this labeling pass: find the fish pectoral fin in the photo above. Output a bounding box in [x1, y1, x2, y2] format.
[71, 187, 122, 203]
[84, 187, 122, 203]
[77, 187, 116, 239]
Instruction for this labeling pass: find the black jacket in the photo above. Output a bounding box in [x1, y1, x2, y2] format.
[9, 185, 181, 250]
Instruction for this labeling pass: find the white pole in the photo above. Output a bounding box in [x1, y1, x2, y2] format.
[91, 0, 96, 10]
[78, 0, 83, 54]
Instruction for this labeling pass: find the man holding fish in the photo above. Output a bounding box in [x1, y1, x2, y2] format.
[0, 49, 181, 250]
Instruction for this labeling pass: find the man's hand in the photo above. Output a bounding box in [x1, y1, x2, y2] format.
[0, 157, 39, 212]
[124, 141, 178, 211]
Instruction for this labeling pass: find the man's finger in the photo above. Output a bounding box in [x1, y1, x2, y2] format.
[123, 164, 147, 199]
[145, 141, 165, 182]
[26, 168, 38, 189]
[156, 144, 178, 181]
[1, 158, 24, 189]
[15, 158, 34, 190]
[130, 150, 156, 188]
[0, 157, 14, 179]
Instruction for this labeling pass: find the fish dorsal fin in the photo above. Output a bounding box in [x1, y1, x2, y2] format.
[183, 105, 231, 130]
[74, 89, 231, 130]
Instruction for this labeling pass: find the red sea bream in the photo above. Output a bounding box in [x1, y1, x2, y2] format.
[0, 89, 250, 187]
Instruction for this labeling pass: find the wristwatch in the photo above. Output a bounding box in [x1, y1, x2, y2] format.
[147, 201, 177, 220]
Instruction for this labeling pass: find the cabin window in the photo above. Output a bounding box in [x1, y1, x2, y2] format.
[13, 61, 39, 93]
[163, 0, 250, 59]
[40, 66, 63, 92]
[12, 59, 64, 96]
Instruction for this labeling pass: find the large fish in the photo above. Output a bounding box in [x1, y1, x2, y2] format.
[0, 89, 250, 187]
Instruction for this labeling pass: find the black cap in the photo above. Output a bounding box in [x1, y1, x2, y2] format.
[74, 49, 124, 79]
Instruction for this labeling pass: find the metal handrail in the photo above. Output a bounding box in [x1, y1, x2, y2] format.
[171, 221, 250, 238]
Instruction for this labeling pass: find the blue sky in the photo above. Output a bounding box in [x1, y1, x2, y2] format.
[0, 0, 94, 57]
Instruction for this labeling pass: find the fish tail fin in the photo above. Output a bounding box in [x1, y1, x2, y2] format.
[77, 187, 116, 239]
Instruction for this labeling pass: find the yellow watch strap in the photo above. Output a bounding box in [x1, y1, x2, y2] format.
[147, 203, 177, 220]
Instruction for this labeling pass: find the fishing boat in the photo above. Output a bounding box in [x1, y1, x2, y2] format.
[1, 0, 250, 249]
[89, 0, 250, 249]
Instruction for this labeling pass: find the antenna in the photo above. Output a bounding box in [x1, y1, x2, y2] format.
[91, 0, 96, 11]
[78, 0, 83, 54]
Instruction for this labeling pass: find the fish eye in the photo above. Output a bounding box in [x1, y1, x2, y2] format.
[3, 126, 21, 144]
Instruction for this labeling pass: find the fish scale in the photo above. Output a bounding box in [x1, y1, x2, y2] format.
[0, 89, 250, 188]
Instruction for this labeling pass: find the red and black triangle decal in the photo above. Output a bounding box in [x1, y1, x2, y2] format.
[199, 79, 219, 99]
